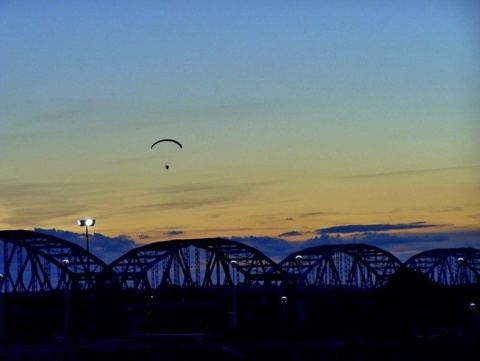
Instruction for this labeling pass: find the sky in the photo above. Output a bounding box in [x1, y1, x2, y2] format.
[1, 1, 479, 261]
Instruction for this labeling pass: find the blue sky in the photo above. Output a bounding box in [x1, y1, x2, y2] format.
[1, 1, 479, 260]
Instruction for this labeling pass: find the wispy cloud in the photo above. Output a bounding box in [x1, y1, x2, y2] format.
[345, 165, 480, 179]
[140, 181, 270, 211]
[0, 182, 90, 226]
[317, 222, 439, 234]
[165, 230, 184, 237]
[297, 210, 340, 218]
[278, 231, 303, 237]
[156, 98, 291, 124]
[153, 181, 269, 195]
[137, 197, 236, 211]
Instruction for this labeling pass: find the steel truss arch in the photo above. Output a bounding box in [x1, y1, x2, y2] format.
[278, 243, 403, 289]
[404, 247, 480, 286]
[0, 230, 109, 293]
[108, 238, 283, 291]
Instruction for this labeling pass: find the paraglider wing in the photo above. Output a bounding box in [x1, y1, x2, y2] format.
[150, 139, 183, 149]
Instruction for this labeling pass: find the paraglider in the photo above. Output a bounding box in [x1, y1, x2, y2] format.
[150, 138, 183, 170]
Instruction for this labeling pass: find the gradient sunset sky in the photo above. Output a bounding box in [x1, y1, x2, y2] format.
[1, 1, 479, 255]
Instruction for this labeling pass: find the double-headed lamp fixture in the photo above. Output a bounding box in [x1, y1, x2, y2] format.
[77, 219, 95, 227]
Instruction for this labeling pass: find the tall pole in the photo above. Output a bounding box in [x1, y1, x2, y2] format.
[77, 219, 95, 336]
[62, 259, 70, 340]
[295, 255, 304, 329]
[85, 224, 94, 335]
[86, 225, 90, 280]
[230, 260, 237, 330]
[281, 296, 288, 328]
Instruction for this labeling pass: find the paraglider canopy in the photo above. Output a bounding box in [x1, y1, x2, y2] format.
[150, 138, 183, 170]
[150, 139, 183, 150]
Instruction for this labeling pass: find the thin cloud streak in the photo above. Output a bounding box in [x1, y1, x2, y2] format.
[152, 181, 270, 195]
[278, 231, 303, 237]
[299, 211, 340, 218]
[317, 222, 439, 234]
[0, 182, 91, 226]
[165, 230, 184, 237]
[137, 196, 238, 211]
[141, 181, 271, 211]
[345, 165, 480, 179]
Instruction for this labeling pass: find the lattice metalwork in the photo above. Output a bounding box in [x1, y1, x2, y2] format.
[404, 247, 480, 285]
[0, 230, 109, 293]
[2, 228, 479, 295]
[278, 243, 403, 289]
[108, 238, 283, 291]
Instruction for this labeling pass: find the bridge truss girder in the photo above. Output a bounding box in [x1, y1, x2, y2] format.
[0, 230, 109, 293]
[278, 243, 403, 289]
[404, 247, 480, 286]
[108, 238, 283, 292]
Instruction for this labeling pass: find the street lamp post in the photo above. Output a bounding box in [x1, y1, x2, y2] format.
[62, 259, 70, 340]
[281, 296, 288, 327]
[77, 218, 95, 336]
[230, 260, 238, 330]
[457, 257, 468, 285]
[295, 255, 304, 329]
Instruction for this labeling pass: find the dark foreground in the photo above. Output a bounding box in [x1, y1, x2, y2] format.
[1, 333, 479, 361]
[1, 270, 479, 360]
